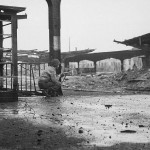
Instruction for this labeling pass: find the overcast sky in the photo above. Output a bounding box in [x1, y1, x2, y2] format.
[0, 0, 150, 52]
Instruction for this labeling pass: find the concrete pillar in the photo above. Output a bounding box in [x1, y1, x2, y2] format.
[0, 22, 2, 61]
[120, 59, 124, 71]
[142, 57, 147, 69]
[0, 22, 3, 89]
[46, 0, 61, 74]
[94, 61, 97, 73]
[77, 61, 80, 74]
[142, 55, 150, 69]
[64, 57, 68, 67]
[11, 13, 18, 92]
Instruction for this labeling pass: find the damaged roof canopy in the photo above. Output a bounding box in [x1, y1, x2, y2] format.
[114, 33, 150, 51]
[0, 5, 26, 21]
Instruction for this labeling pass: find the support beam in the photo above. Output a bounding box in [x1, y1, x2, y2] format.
[142, 55, 150, 69]
[3, 23, 11, 26]
[16, 14, 27, 20]
[46, 0, 61, 73]
[141, 57, 147, 69]
[0, 21, 3, 89]
[3, 35, 12, 39]
[0, 22, 3, 61]
[11, 13, 18, 92]
[77, 61, 80, 74]
[94, 61, 97, 73]
[120, 59, 124, 71]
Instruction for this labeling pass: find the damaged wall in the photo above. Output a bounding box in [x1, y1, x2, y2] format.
[124, 57, 143, 71]
[67, 57, 143, 74]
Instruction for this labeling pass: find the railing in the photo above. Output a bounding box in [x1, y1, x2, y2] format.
[0, 62, 48, 93]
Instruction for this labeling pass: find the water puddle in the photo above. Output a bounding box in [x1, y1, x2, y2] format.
[1, 95, 150, 147]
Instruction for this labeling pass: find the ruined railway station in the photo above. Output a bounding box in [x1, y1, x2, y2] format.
[1, 1, 150, 150]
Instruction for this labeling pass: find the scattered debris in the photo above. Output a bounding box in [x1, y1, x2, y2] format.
[120, 130, 136, 133]
[139, 125, 145, 128]
[62, 69, 150, 92]
[104, 105, 112, 109]
[78, 127, 84, 134]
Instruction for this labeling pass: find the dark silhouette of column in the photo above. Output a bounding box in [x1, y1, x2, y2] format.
[46, 0, 61, 74]
[142, 57, 147, 69]
[77, 61, 80, 74]
[11, 13, 18, 92]
[120, 59, 124, 71]
[142, 55, 150, 69]
[94, 61, 97, 73]
[64, 59, 69, 69]
[0, 22, 3, 89]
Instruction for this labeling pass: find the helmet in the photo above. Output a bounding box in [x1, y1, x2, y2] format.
[50, 59, 60, 68]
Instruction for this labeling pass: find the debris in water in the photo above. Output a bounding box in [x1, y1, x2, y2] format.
[139, 125, 145, 128]
[104, 105, 112, 109]
[120, 130, 136, 133]
[79, 127, 83, 134]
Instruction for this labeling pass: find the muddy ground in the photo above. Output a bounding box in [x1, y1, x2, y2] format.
[1, 70, 150, 150]
[0, 89, 150, 150]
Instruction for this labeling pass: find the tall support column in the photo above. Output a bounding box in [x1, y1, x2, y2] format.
[0, 22, 3, 89]
[11, 14, 18, 92]
[46, 0, 61, 73]
[120, 59, 124, 71]
[142, 55, 150, 69]
[94, 61, 97, 73]
[64, 59, 69, 68]
[0, 22, 3, 61]
[77, 61, 80, 74]
[142, 57, 147, 69]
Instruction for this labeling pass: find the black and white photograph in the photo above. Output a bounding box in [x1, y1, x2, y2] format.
[0, 0, 150, 149]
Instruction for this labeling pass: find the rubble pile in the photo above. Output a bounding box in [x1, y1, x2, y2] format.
[124, 69, 150, 91]
[62, 73, 122, 92]
[62, 69, 150, 93]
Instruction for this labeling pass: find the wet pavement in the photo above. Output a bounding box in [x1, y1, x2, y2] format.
[0, 93, 150, 149]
